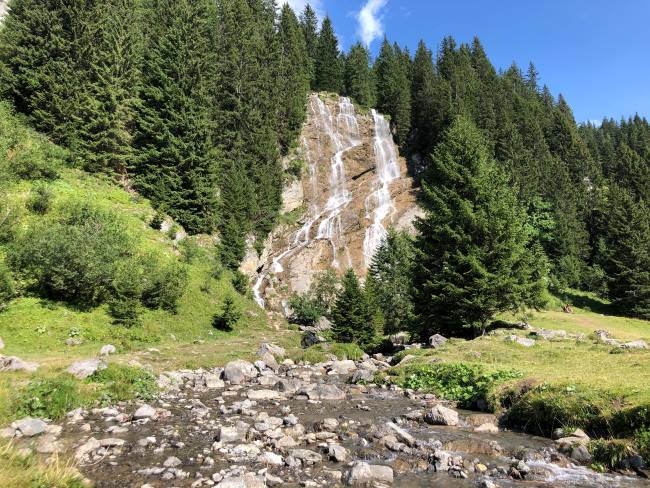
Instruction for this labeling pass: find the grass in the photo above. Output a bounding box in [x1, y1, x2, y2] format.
[290, 342, 365, 363]
[0, 441, 86, 488]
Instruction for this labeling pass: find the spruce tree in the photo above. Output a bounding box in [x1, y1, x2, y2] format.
[375, 37, 411, 145]
[71, 0, 141, 174]
[277, 4, 309, 153]
[131, 0, 219, 234]
[412, 117, 545, 338]
[299, 4, 318, 89]
[344, 42, 375, 107]
[331, 269, 375, 348]
[314, 16, 342, 93]
[366, 229, 415, 334]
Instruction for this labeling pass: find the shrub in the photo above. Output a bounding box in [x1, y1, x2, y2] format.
[26, 182, 53, 215]
[503, 384, 618, 437]
[231, 270, 249, 296]
[89, 364, 158, 405]
[397, 362, 522, 409]
[108, 261, 143, 327]
[0, 262, 15, 310]
[588, 439, 634, 470]
[635, 429, 650, 463]
[0, 197, 22, 244]
[141, 258, 188, 313]
[149, 211, 164, 230]
[288, 292, 323, 325]
[7, 202, 132, 306]
[212, 295, 241, 331]
[331, 342, 365, 360]
[14, 376, 86, 420]
[179, 238, 200, 264]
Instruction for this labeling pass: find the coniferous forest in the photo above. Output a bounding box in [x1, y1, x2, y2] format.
[1, 0, 649, 337]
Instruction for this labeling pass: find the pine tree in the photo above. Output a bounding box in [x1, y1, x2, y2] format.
[299, 4, 318, 89]
[314, 16, 342, 93]
[412, 117, 545, 338]
[600, 186, 650, 318]
[331, 269, 375, 348]
[131, 0, 219, 234]
[71, 0, 142, 174]
[277, 4, 309, 153]
[343, 42, 375, 107]
[375, 37, 411, 145]
[366, 229, 415, 334]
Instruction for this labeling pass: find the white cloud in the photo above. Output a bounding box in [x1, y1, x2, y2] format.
[357, 0, 388, 46]
[275, 0, 324, 21]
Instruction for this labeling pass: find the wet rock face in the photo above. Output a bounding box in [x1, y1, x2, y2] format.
[252, 94, 418, 310]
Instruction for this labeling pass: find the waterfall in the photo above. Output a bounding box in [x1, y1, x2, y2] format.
[363, 109, 402, 267]
[253, 95, 361, 308]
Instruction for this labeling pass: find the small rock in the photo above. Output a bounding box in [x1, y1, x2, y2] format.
[505, 335, 535, 347]
[133, 404, 157, 420]
[12, 417, 47, 437]
[257, 343, 285, 358]
[425, 404, 459, 426]
[258, 451, 283, 465]
[328, 444, 349, 462]
[474, 423, 499, 433]
[99, 344, 117, 356]
[163, 456, 182, 468]
[0, 355, 38, 372]
[386, 421, 416, 447]
[65, 338, 82, 346]
[289, 448, 322, 465]
[66, 359, 106, 379]
[344, 461, 394, 486]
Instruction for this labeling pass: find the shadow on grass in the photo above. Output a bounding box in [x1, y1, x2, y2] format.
[562, 290, 612, 315]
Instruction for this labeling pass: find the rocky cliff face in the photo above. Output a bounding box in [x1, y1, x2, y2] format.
[0, 0, 8, 23]
[249, 93, 418, 312]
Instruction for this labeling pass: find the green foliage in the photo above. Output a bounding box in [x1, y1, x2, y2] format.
[89, 364, 158, 405]
[331, 269, 375, 349]
[366, 229, 415, 334]
[149, 211, 164, 230]
[330, 342, 365, 361]
[314, 16, 343, 93]
[26, 183, 54, 215]
[635, 429, 650, 463]
[397, 362, 521, 409]
[212, 295, 241, 331]
[299, 4, 318, 88]
[287, 293, 322, 326]
[344, 43, 375, 107]
[375, 38, 411, 145]
[412, 117, 546, 338]
[288, 269, 339, 325]
[140, 259, 188, 314]
[179, 239, 200, 264]
[0, 262, 14, 310]
[588, 439, 634, 470]
[108, 260, 144, 327]
[231, 270, 249, 296]
[503, 384, 619, 437]
[14, 376, 86, 420]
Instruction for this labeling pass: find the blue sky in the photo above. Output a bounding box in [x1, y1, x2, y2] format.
[281, 0, 650, 123]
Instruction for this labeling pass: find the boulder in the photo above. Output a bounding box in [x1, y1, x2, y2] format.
[386, 421, 416, 447]
[257, 343, 285, 358]
[425, 405, 459, 426]
[534, 329, 567, 340]
[99, 344, 117, 356]
[0, 355, 38, 372]
[314, 316, 332, 332]
[66, 359, 106, 379]
[329, 360, 357, 375]
[505, 335, 535, 347]
[594, 330, 620, 346]
[301, 331, 326, 348]
[215, 473, 265, 488]
[351, 369, 374, 383]
[621, 340, 649, 350]
[133, 404, 157, 420]
[429, 334, 448, 349]
[290, 448, 322, 465]
[205, 373, 226, 389]
[328, 444, 349, 462]
[12, 417, 47, 437]
[163, 456, 182, 468]
[297, 383, 345, 401]
[246, 389, 284, 401]
[223, 360, 258, 385]
[344, 461, 394, 486]
[258, 353, 279, 372]
[217, 424, 248, 443]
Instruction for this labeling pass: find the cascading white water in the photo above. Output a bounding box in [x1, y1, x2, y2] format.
[362, 109, 402, 267]
[253, 95, 361, 308]
[316, 97, 360, 268]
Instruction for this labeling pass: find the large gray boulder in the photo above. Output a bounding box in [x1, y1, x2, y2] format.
[425, 404, 459, 426]
[66, 359, 106, 379]
[505, 335, 535, 347]
[223, 360, 258, 384]
[429, 334, 448, 349]
[328, 359, 357, 375]
[257, 343, 285, 358]
[12, 417, 47, 437]
[289, 448, 322, 465]
[621, 340, 648, 350]
[99, 344, 117, 356]
[297, 383, 345, 401]
[344, 461, 394, 485]
[0, 355, 38, 372]
[215, 474, 265, 488]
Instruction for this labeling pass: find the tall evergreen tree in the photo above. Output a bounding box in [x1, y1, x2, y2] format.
[314, 16, 342, 93]
[277, 4, 309, 153]
[366, 229, 415, 334]
[131, 0, 219, 234]
[412, 117, 545, 338]
[343, 42, 375, 107]
[71, 0, 141, 174]
[375, 37, 411, 145]
[299, 4, 318, 89]
[331, 269, 375, 348]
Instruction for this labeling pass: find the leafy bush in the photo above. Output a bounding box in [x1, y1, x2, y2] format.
[0, 101, 65, 181]
[8, 202, 132, 306]
[14, 376, 86, 420]
[26, 182, 54, 214]
[179, 238, 200, 264]
[149, 211, 164, 230]
[398, 362, 522, 409]
[0, 262, 15, 310]
[288, 269, 340, 325]
[89, 364, 158, 405]
[288, 292, 323, 325]
[588, 439, 634, 470]
[0, 197, 22, 244]
[330, 342, 365, 360]
[108, 260, 143, 327]
[212, 295, 241, 331]
[141, 259, 188, 313]
[635, 429, 650, 463]
[231, 270, 249, 296]
[503, 384, 618, 437]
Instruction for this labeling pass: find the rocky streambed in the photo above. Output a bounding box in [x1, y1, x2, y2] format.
[3, 345, 649, 488]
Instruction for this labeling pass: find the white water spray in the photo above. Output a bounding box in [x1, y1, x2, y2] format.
[363, 109, 402, 267]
